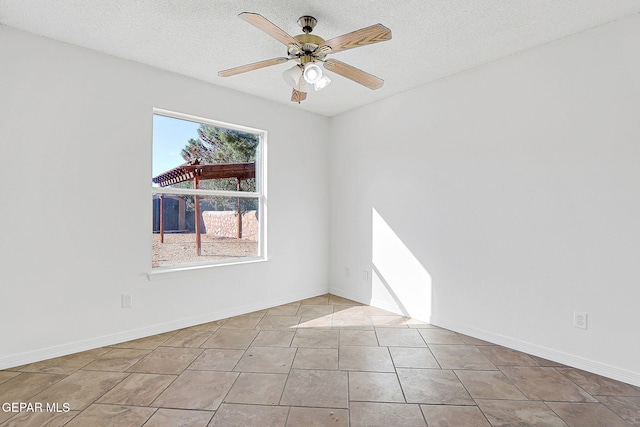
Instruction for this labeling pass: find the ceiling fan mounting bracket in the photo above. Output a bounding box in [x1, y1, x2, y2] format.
[297, 15, 317, 33]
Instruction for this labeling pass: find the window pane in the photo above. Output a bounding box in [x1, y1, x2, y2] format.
[152, 194, 260, 268]
[152, 114, 259, 192]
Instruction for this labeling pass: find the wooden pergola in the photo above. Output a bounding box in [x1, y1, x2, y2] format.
[152, 160, 256, 255]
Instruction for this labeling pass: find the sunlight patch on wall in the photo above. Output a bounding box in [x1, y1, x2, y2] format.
[372, 208, 432, 322]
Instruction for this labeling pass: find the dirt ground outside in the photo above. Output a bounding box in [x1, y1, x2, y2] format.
[152, 233, 258, 267]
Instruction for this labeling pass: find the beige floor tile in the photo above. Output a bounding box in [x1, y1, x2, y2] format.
[292, 329, 339, 348]
[221, 315, 262, 329]
[152, 370, 238, 410]
[0, 371, 20, 385]
[2, 294, 636, 427]
[188, 349, 244, 371]
[161, 329, 213, 347]
[210, 403, 289, 427]
[96, 373, 175, 405]
[361, 306, 399, 316]
[2, 364, 27, 372]
[421, 405, 491, 427]
[418, 328, 465, 344]
[64, 404, 155, 427]
[188, 319, 225, 332]
[0, 410, 79, 427]
[300, 295, 330, 305]
[478, 345, 540, 366]
[143, 408, 213, 427]
[529, 355, 567, 367]
[596, 395, 640, 425]
[457, 334, 494, 345]
[389, 347, 439, 369]
[0, 411, 14, 424]
[404, 318, 435, 328]
[339, 329, 379, 346]
[233, 346, 296, 373]
[332, 317, 374, 328]
[82, 348, 151, 372]
[280, 369, 348, 408]
[332, 306, 366, 318]
[293, 348, 338, 370]
[371, 315, 411, 327]
[224, 372, 287, 405]
[0, 372, 65, 402]
[349, 371, 404, 402]
[257, 315, 301, 330]
[296, 304, 334, 317]
[111, 331, 177, 350]
[375, 328, 427, 347]
[17, 348, 111, 375]
[201, 329, 258, 349]
[328, 295, 360, 305]
[477, 399, 569, 426]
[546, 402, 629, 427]
[127, 347, 202, 375]
[396, 368, 474, 405]
[266, 304, 300, 316]
[429, 344, 497, 370]
[297, 316, 333, 328]
[332, 305, 373, 329]
[500, 366, 597, 402]
[338, 346, 395, 372]
[31, 370, 129, 411]
[245, 308, 269, 317]
[286, 407, 348, 427]
[455, 370, 527, 400]
[251, 330, 295, 347]
[556, 367, 640, 396]
[350, 402, 426, 427]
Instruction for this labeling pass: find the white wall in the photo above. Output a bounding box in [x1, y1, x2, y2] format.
[0, 26, 330, 368]
[329, 14, 640, 385]
[2, 13, 639, 386]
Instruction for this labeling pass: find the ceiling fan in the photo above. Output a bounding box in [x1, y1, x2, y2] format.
[218, 13, 392, 103]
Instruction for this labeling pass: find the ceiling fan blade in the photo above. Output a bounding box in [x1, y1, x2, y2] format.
[239, 12, 302, 47]
[319, 24, 391, 54]
[218, 57, 289, 77]
[323, 59, 384, 90]
[291, 89, 307, 103]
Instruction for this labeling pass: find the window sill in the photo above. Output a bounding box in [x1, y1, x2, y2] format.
[147, 257, 267, 281]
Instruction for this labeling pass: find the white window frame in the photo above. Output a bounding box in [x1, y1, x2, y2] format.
[149, 108, 267, 278]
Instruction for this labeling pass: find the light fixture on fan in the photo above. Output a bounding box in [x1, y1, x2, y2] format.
[283, 63, 331, 93]
[303, 63, 331, 91]
[219, 12, 391, 103]
[282, 65, 303, 88]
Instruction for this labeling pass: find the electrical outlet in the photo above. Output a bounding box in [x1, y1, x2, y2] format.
[344, 267, 350, 278]
[573, 311, 587, 329]
[121, 294, 132, 308]
[363, 270, 369, 281]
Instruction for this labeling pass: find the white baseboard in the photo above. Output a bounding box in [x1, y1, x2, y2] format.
[0, 287, 327, 370]
[329, 286, 640, 387]
[431, 317, 640, 388]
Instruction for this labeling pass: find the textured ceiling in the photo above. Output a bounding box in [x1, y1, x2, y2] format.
[1, 0, 639, 116]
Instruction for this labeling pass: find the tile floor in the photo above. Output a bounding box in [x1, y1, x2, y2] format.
[1, 294, 639, 426]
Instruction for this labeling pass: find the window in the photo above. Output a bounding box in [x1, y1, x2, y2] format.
[151, 109, 265, 269]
